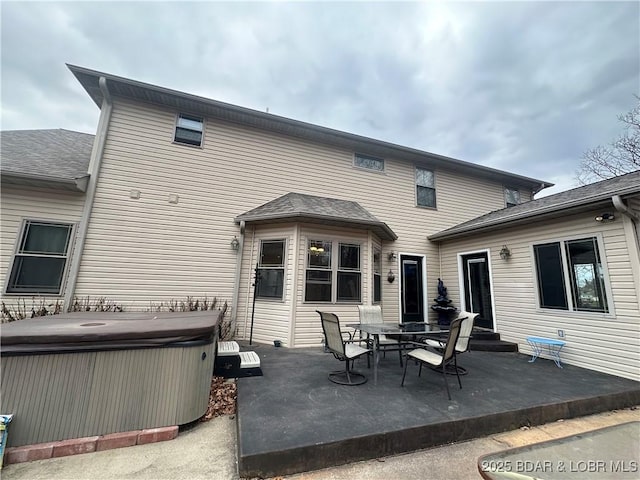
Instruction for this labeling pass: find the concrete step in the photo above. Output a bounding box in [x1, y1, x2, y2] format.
[469, 339, 518, 352]
[471, 328, 502, 341]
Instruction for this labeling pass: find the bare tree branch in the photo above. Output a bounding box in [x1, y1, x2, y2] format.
[576, 96, 640, 185]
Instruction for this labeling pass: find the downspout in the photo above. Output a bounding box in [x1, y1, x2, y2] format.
[63, 77, 113, 311]
[612, 194, 640, 306]
[242, 226, 257, 339]
[612, 195, 640, 223]
[230, 220, 246, 338]
[613, 194, 640, 250]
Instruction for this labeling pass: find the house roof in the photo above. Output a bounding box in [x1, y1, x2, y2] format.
[429, 170, 640, 241]
[67, 64, 552, 194]
[0, 129, 93, 192]
[235, 192, 398, 241]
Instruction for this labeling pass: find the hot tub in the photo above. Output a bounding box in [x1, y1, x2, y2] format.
[1, 311, 219, 447]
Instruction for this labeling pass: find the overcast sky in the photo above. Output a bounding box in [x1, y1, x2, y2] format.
[1, 1, 638, 196]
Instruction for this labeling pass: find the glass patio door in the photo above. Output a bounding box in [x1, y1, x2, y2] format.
[401, 255, 424, 323]
[462, 253, 494, 330]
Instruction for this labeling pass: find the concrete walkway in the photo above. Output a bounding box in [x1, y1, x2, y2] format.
[2, 416, 238, 480]
[3, 408, 638, 479]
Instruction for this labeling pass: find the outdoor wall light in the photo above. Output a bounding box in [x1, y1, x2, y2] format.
[231, 236, 240, 251]
[499, 245, 512, 260]
[595, 212, 615, 222]
[387, 251, 397, 262]
[387, 270, 396, 283]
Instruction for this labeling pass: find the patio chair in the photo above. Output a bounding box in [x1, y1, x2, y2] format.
[422, 311, 478, 375]
[357, 305, 405, 367]
[317, 310, 372, 386]
[401, 316, 463, 400]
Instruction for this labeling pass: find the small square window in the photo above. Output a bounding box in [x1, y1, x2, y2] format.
[174, 114, 204, 146]
[505, 187, 520, 207]
[416, 167, 436, 208]
[354, 153, 384, 172]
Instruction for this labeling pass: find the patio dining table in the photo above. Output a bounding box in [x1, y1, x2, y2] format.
[346, 322, 448, 385]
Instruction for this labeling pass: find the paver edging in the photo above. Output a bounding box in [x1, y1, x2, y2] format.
[3, 426, 178, 466]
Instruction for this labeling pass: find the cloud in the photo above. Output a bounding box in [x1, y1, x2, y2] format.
[1, 1, 638, 195]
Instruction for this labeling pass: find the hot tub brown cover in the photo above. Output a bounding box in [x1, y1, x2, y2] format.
[1, 311, 220, 354]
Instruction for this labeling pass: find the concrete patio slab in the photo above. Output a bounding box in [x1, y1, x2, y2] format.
[236, 344, 640, 478]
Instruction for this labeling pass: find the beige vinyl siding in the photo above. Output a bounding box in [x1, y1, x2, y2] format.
[438, 207, 640, 381]
[0, 185, 85, 310]
[75, 97, 533, 333]
[237, 224, 295, 346]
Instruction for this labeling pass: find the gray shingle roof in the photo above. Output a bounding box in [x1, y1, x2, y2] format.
[1, 129, 94, 191]
[429, 170, 640, 241]
[235, 192, 398, 241]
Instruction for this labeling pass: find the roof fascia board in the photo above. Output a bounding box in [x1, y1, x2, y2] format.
[1, 172, 89, 192]
[429, 196, 626, 241]
[235, 213, 397, 241]
[67, 64, 550, 190]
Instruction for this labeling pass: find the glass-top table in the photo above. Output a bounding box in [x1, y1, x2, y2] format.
[346, 322, 448, 384]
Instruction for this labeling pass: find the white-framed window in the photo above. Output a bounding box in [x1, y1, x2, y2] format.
[6, 220, 74, 295]
[354, 153, 384, 172]
[305, 240, 361, 303]
[256, 239, 285, 300]
[372, 246, 382, 304]
[416, 167, 436, 208]
[174, 113, 204, 146]
[533, 236, 609, 313]
[505, 187, 520, 207]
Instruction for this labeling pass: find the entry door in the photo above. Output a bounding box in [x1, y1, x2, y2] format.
[401, 255, 424, 323]
[462, 253, 494, 329]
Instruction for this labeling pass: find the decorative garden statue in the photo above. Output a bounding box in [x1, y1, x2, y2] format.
[431, 278, 457, 326]
[437, 278, 448, 300]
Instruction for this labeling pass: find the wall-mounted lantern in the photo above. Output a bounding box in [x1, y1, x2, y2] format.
[231, 236, 240, 251]
[387, 270, 396, 283]
[499, 245, 511, 260]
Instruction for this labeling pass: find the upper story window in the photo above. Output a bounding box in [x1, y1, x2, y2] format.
[354, 153, 384, 172]
[174, 114, 204, 147]
[256, 240, 286, 300]
[6, 220, 74, 295]
[533, 237, 609, 313]
[305, 240, 361, 303]
[416, 167, 436, 208]
[504, 187, 520, 207]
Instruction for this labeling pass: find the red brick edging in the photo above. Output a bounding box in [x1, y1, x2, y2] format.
[4, 426, 178, 465]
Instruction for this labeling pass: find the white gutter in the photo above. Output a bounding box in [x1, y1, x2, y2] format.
[63, 77, 113, 310]
[430, 186, 640, 241]
[612, 194, 640, 310]
[230, 220, 246, 338]
[0, 172, 90, 192]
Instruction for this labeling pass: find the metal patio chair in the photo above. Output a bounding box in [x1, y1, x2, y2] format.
[317, 310, 372, 386]
[401, 316, 463, 400]
[422, 311, 478, 374]
[357, 305, 406, 367]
